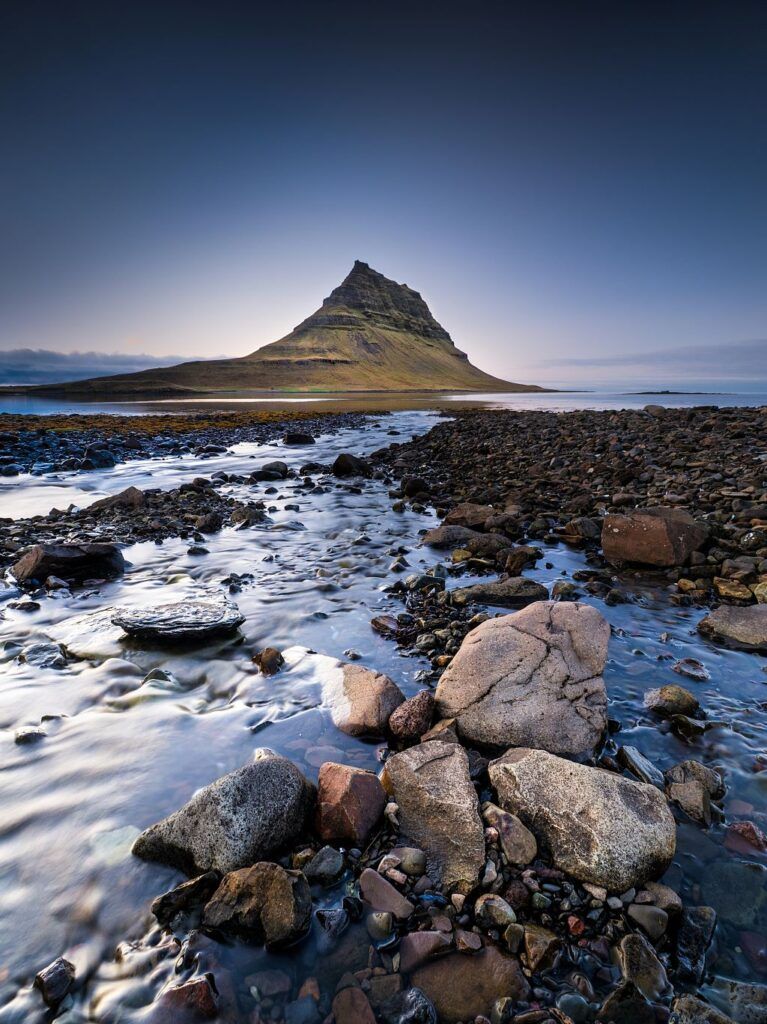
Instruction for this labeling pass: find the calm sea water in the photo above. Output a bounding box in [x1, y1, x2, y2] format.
[1, 388, 766, 417]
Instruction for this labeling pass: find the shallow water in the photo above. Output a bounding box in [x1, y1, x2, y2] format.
[1, 387, 766, 418]
[0, 411, 765, 1020]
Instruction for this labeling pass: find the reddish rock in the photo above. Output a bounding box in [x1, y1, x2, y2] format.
[332, 986, 376, 1024]
[725, 821, 767, 855]
[399, 929, 452, 971]
[388, 690, 434, 744]
[323, 663, 404, 737]
[150, 977, 218, 1021]
[602, 508, 709, 567]
[411, 947, 530, 1023]
[359, 867, 414, 920]
[201, 862, 311, 947]
[34, 957, 75, 1007]
[444, 502, 496, 530]
[315, 762, 386, 846]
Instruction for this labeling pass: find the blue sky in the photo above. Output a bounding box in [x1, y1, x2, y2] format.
[1, 1, 765, 388]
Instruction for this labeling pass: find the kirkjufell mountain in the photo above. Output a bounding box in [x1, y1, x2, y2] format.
[21, 262, 544, 395]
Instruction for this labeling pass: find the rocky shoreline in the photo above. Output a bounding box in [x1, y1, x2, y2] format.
[4, 405, 767, 1024]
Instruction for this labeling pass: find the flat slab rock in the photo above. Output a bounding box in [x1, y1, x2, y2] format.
[435, 600, 609, 756]
[381, 740, 485, 894]
[112, 596, 244, 642]
[698, 605, 767, 652]
[451, 577, 549, 608]
[12, 542, 125, 584]
[411, 946, 530, 1024]
[132, 752, 314, 875]
[489, 747, 676, 892]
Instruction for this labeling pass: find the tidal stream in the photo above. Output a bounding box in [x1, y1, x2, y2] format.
[1, 411, 765, 1021]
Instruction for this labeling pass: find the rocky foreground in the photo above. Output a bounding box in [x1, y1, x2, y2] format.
[6, 405, 767, 1024]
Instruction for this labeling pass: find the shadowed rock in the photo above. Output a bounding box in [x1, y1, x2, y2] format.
[112, 596, 244, 642]
[12, 542, 125, 584]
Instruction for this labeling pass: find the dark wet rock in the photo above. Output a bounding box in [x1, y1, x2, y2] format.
[151, 976, 218, 1020]
[323, 662, 404, 737]
[359, 867, 414, 919]
[19, 641, 66, 669]
[617, 746, 665, 788]
[12, 542, 125, 584]
[436, 601, 609, 756]
[397, 987, 438, 1024]
[698, 605, 767, 651]
[132, 753, 314, 875]
[151, 871, 221, 925]
[627, 903, 669, 940]
[664, 759, 724, 827]
[410, 947, 530, 1024]
[644, 684, 700, 718]
[597, 980, 655, 1024]
[194, 511, 223, 533]
[675, 905, 717, 983]
[421, 523, 490, 549]
[332, 452, 372, 477]
[670, 995, 736, 1024]
[398, 930, 452, 972]
[315, 761, 386, 846]
[725, 820, 767, 855]
[490, 747, 676, 891]
[112, 596, 244, 642]
[474, 892, 517, 930]
[89, 485, 146, 511]
[284, 432, 315, 445]
[602, 508, 709, 567]
[709, 980, 767, 1024]
[701, 860, 767, 928]
[34, 956, 75, 1007]
[304, 845, 344, 885]
[388, 690, 434, 744]
[523, 922, 560, 972]
[672, 657, 710, 681]
[482, 803, 537, 866]
[402, 476, 430, 497]
[619, 931, 671, 1000]
[332, 986, 376, 1024]
[15, 725, 46, 744]
[253, 646, 285, 675]
[202, 861, 311, 947]
[451, 576, 549, 608]
[382, 741, 485, 894]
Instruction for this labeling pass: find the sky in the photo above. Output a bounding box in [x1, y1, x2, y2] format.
[1, 1, 765, 388]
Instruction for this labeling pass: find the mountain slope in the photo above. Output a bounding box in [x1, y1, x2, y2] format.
[14, 262, 546, 395]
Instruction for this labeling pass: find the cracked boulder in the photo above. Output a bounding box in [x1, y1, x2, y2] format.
[381, 741, 485, 894]
[434, 601, 610, 756]
[489, 747, 676, 892]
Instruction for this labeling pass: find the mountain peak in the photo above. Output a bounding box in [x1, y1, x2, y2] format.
[297, 261, 452, 343]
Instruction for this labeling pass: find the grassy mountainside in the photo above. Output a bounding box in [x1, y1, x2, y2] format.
[11, 262, 547, 396]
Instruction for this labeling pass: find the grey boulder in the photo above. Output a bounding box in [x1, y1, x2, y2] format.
[451, 577, 549, 608]
[435, 601, 609, 756]
[698, 605, 767, 652]
[489, 747, 676, 892]
[382, 741, 485, 894]
[132, 752, 314, 875]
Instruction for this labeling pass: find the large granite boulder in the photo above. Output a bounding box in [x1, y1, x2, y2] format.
[602, 508, 709, 567]
[435, 601, 609, 756]
[698, 605, 767, 652]
[12, 542, 125, 584]
[132, 752, 314, 875]
[381, 741, 485, 894]
[489, 748, 676, 891]
[112, 596, 244, 643]
[451, 577, 549, 608]
[201, 862, 311, 947]
[410, 947, 530, 1023]
[322, 662, 404, 737]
